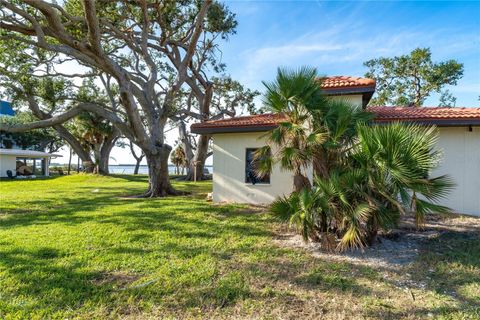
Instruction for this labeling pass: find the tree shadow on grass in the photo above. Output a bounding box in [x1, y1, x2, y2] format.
[0, 194, 127, 228]
[0, 179, 384, 317]
[4, 177, 478, 317]
[0, 246, 109, 316]
[411, 230, 480, 304]
[0, 235, 378, 318]
[364, 229, 480, 319]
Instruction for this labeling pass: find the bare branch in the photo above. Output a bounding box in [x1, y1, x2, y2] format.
[82, 0, 103, 54]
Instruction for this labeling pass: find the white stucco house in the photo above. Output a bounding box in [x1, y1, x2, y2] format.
[191, 76, 480, 216]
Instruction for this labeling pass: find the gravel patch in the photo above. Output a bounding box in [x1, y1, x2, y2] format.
[274, 213, 480, 270]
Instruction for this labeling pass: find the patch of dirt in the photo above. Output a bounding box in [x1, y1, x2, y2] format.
[91, 272, 141, 289]
[274, 213, 480, 270]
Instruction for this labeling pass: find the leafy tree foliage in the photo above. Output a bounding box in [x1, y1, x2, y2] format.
[176, 76, 259, 181]
[0, 112, 62, 152]
[0, 42, 101, 173]
[438, 89, 457, 107]
[364, 48, 463, 106]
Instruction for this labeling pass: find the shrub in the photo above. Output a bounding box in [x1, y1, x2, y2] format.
[263, 67, 454, 251]
[271, 123, 454, 251]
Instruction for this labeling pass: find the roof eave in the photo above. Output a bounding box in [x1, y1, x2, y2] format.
[373, 119, 480, 127]
[322, 86, 376, 96]
[192, 118, 480, 135]
[191, 124, 277, 135]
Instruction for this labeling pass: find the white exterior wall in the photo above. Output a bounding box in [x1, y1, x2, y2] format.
[211, 126, 480, 215]
[330, 94, 363, 107]
[210, 93, 360, 205]
[210, 91, 479, 215]
[0, 155, 17, 177]
[433, 126, 480, 216]
[212, 132, 302, 204]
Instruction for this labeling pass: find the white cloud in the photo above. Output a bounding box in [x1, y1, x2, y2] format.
[236, 23, 479, 92]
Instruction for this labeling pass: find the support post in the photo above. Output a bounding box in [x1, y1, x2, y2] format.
[44, 157, 49, 176]
[193, 161, 200, 182]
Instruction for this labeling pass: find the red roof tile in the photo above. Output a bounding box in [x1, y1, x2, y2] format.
[191, 113, 287, 131]
[320, 76, 376, 89]
[191, 106, 480, 134]
[368, 106, 480, 122]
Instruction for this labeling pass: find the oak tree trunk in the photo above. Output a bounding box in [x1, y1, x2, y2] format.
[185, 134, 209, 181]
[93, 147, 101, 174]
[67, 147, 73, 175]
[83, 161, 95, 173]
[129, 140, 144, 175]
[182, 81, 213, 181]
[134, 160, 141, 174]
[97, 153, 109, 175]
[53, 125, 95, 173]
[144, 145, 183, 197]
[97, 130, 119, 175]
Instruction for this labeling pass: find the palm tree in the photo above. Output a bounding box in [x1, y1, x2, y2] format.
[273, 122, 454, 251]
[255, 67, 327, 192]
[264, 67, 453, 251]
[72, 112, 114, 174]
[170, 146, 187, 175]
[341, 122, 454, 246]
[310, 99, 373, 178]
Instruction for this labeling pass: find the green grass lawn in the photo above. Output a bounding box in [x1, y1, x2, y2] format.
[0, 175, 478, 319]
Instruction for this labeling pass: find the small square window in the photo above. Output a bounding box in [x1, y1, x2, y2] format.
[245, 148, 270, 184]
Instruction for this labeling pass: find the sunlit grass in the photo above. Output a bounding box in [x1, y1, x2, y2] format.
[0, 175, 478, 319]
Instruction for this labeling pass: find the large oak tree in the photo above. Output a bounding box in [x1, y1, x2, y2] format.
[0, 0, 236, 196]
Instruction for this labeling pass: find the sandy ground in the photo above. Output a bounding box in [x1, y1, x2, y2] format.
[274, 213, 480, 270]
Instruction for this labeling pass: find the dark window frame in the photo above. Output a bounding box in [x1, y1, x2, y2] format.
[245, 148, 270, 185]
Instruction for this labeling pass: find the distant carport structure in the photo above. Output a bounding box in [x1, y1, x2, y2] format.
[0, 148, 61, 177]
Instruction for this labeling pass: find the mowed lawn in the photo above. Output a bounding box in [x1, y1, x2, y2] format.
[0, 175, 478, 319]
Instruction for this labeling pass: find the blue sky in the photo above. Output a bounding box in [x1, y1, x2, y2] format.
[219, 0, 480, 108]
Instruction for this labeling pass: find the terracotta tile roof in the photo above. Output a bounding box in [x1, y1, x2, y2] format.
[368, 106, 480, 122]
[191, 113, 287, 132]
[320, 76, 376, 90]
[191, 107, 480, 134]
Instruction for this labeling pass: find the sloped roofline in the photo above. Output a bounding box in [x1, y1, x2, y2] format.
[191, 107, 480, 134]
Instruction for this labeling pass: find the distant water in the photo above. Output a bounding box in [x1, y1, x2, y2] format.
[108, 165, 213, 175]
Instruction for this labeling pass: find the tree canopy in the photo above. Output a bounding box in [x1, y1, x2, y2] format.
[364, 48, 464, 106]
[0, 111, 63, 152]
[0, 0, 239, 196]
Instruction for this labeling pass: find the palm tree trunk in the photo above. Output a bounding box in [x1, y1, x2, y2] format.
[293, 171, 311, 192]
[67, 147, 72, 175]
